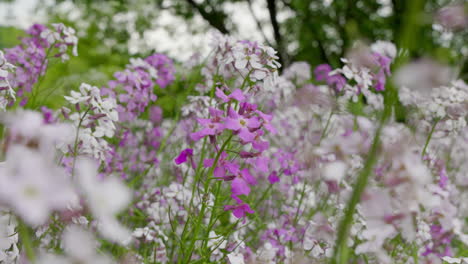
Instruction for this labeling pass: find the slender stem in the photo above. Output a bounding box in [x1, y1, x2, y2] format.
[184, 134, 233, 262]
[421, 119, 439, 157]
[293, 181, 307, 225]
[319, 110, 334, 144]
[331, 118, 385, 264]
[71, 107, 92, 177]
[18, 220, 35, 262]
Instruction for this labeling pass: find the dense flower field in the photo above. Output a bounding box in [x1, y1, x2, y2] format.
[0, 22, 467, 264]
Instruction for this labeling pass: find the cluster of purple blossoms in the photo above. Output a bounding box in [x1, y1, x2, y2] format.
[102, 54, 174, 122]
[100, 55, 175, 179]
[4, 23, 77, 107]
[1, 19, 468, 264]
[175, 86, 276, 218]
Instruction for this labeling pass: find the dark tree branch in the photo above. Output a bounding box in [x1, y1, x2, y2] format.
[246, 0, 272, 46]
[266, 0, 286, 67]
[185, 0, 230, 34]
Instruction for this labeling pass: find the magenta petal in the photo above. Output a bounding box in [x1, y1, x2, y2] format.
[229, 89, 246, 102]
[268, 171, 280, 184]
[203, 158, 214, 168]
[174, 148, 193, 165]
[224, 117, 242, 131]
[252, 140, 269, 151]
[215, 88, 229, 102]
[225, 162, 240, 174]
[214, 166, 226, 179]
[247, 116, 261, 129]
[190, 131, 205, 141]
[254, 157, 269, 173]
[232, 207, 246, 218]
[231, 177, 250, 196]
[238, 128, 256, 142]
[197, 118, 212, 126]
[241, 168, 257, 185]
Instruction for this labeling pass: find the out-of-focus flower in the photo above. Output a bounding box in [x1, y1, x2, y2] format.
[436, 4, 468, 31]
[394, 58, 455, 92]
[0, 111, 77, 226]
[4, 23, 78, 106]
[37, 225, 114, 264]
[0, 146, 77, 226]
[282, 61, 311, 85]
[74, 158, 131, 244]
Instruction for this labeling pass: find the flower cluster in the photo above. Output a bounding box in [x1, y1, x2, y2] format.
[400, 79, 468, 135]
[63, 82, 118, 164]
[0, 51, 16, 110]
[176, 86, 277, 218]
[0, 23, 467, 264]
[4, 23, 78, 106]
[195, 32, 280, 94]
[102, 54, 174, 122]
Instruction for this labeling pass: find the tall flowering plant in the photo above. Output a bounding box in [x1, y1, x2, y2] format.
[0, 20, 467, 264]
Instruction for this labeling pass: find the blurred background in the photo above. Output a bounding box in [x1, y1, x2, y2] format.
[0, 0, 467, 92]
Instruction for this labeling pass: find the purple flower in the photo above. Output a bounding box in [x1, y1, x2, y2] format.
[224, 195, 255, 219]
[230, 168, 257, 196]
[149, 106, 163, 124]
[268, 171, 280, 184]
[314, 64, 332, 81]
[190, 117, 224, 141]
[224, 108, 261, 143]
[174, 148, 194, 165]
[144, 53, 175, 88]
[215, 88, 246, 103]
[326, 74, 346, 92]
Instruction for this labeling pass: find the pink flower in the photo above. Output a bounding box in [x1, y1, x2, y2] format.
[230, 168, 257, 196]
[224, 108, 261, 142]
[204, 152, 240, 179]
[190, 107, 225, 141]
[255, 110, 276, 134]
[314, 64, 332, 81]
[190, 118, 224, 141]
[268, 171, 280, 184]
[174, 148, 193, 165]
[215, 88, 246, 103]
[224, 195, 255, 219]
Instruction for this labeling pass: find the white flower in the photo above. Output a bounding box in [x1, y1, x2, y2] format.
[0, 50, 16, 111]
[66, 83, 118, 162]
[130, 58, 158, 79]
[442, 256, 468, 264]
[74, 158, 131, 244]
[227, 252, 245, 264]
[282, 61, 311, 84]
[322, 161, 347, 181]
[371, 41, 397, 59]
[0, 146, 77, 226]
[64, 90, 90, 104]
[0, 212, 19, 263]
[2, 110, 74, 157]
[38, 225, 113, 264]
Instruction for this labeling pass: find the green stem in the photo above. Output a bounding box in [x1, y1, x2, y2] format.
[184, 134, 233, 262]
[18, 220, 35, 262]
[421, 119, 439, 157]
[70, 107, 92, 177]
[331, 118, 385, 264]
[319, 110, 334, 144]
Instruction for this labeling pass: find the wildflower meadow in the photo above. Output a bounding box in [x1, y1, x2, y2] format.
[0, 0, 467, 263]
